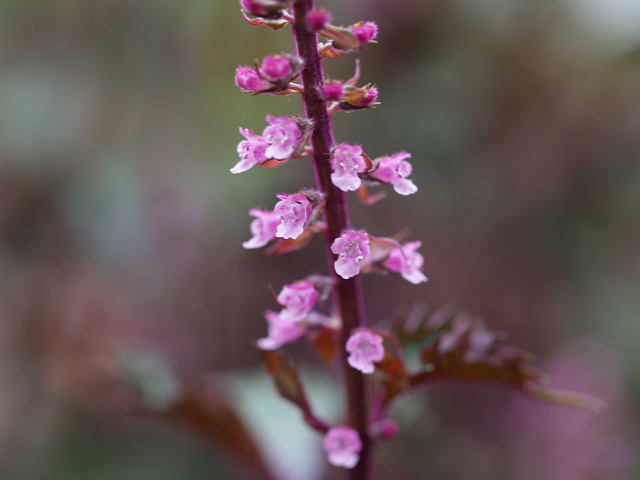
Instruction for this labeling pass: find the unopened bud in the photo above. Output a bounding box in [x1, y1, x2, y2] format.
[307, 8, 332, 31]
[235, 65, 274, 92]
[322, 80, 345, 101]
[240, 0, 292, 19]
[352, 21, 378, 46]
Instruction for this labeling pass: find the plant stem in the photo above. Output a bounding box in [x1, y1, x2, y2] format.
[291, 1, 371, 478]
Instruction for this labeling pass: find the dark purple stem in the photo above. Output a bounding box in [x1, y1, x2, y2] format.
[291, 1, 371, 478]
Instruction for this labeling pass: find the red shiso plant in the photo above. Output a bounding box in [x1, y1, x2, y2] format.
[232, 1, 605, 478]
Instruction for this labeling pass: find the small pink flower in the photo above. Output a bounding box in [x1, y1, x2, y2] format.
[323, 426, 362, 469]
[346, 330, 385, 374]
[263, 115, 302, 160]
[331, 230, 371, 279]
[382, 241, 427, 284]
[274, 193, 312, 239]
[242, 208, 280, 249]
[352, 21, 378, 46]
[235, 65, 273, 93]
[277, 280, 318, 322]
[232, 128, 270, 174]
[371, 152, 418, 195]
[322, 80, 345, 101]
[307, 9, 332, 31]
[257, 311, 307, 350]
[330, 144, 368, 192]
[260, 55, 294, 83]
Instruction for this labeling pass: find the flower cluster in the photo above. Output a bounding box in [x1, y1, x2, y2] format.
[232, 115, 306, 174]
[233, 0, 427, 471]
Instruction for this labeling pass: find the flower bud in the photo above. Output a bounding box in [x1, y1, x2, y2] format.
[342, 85, 379, 108]
[235, 65, 274, 93]
[307, 8, 332, 31]
[322, 80, 345, 101]
[240, 0, 292, 18]
[352, 21, 378, 46]
[260, 54, 302, 84]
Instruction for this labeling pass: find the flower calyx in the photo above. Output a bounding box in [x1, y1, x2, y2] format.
[240, 0, 293, 22]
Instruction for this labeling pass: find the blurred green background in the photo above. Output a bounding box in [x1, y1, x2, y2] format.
[1, 0, 639, 479]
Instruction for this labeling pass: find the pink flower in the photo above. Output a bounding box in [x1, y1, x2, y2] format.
[371, 152, 417, 195]
[235, 65, 273, 93]
[263, 115, 301, 160]
[257, 311, 307, 350]
[242, 208, 280, 249]
[274, 193, 312, 239]
[232, 127, 270, 174]
[322, 80, 345, 101]
[323, 426, 362, 469]
[352, 21, 378, 46]
[346, 330, 384, 373]
[331, 230, 371, 279]
[260, 55, 294, 83]
[330, 144, 368, 192]
[382, 240, 427, 284]
[277, 280, 318, 321]
[307, 9, 332, 31]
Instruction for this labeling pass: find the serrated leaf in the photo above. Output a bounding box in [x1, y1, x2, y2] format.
[309, 326, 339, 364]
[260, 349, 330, 432]
[409, 311, 605, 412]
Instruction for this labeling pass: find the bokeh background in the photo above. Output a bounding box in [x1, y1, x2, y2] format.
[1, 0, 639, 479]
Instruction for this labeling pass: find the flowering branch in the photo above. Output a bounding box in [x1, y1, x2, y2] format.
[231, 1, 600, 478]
[291, 1, 372, 476]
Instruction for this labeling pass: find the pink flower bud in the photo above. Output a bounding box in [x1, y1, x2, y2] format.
[257, 311, 307, 350]
[277, 280, 318, 322]
[382, 241, 427, 284]
[379, 419, 401, 440]
[370, 151, 418, 195]
[346, 330, 385, 374]
[274, 193, 312, 239]
[352, 21, 378, 46]
[323, 426, 362, 469]
[240, 0, 292, 18]
[330, 143, 368, 192]
[331, 230, 371, 279]
[307, 8, 332, 31]
[232, 127, 270, 174]
[240, 0, 271, 17]
[235, 65, 274, 93]
[263, 115, 302, 160]
[353, 86, 378, 107]
[242, 208, 280, 249]
[260, 54, 294, 83]
[322, 80, 345, 101]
